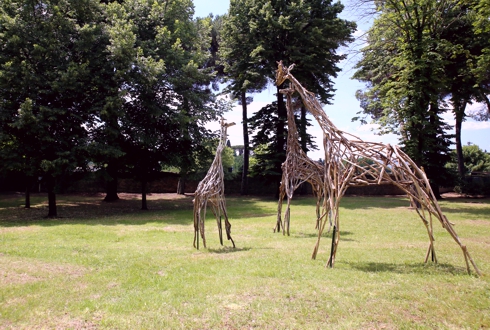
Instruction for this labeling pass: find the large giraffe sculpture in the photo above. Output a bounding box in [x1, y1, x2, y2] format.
[275, 88, 326, 235]
[276, 61, 480, 275]
[193, 118, 236, 249]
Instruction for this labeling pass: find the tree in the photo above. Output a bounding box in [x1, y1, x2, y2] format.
[170, 15, 230, 195]
[471, 0, 490, 115]
[447, 144, 490, 174]
[438, 2, 490, 180]
[222, 0, 356, 196]
[100, 0, 222, 208]
[221, 6, 267, 195]
[0, 0, 111, 216]
[248, 102, 318, 181]
[353, 0, 463, 198]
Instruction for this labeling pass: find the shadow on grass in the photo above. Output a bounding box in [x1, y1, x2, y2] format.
[437, 205, 490, 218]
[290, 195, 490, 220]
[344, 260, 470, 276]
[0, 193, 276, 228]
[288, 195, 412, 209]
[207, 246, 253, 254]
[290, 230, 355, 241]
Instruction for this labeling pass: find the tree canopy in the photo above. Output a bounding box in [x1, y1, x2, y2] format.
[221, 0, 356, 192]
[352, 0, 490, 197]
[0, 0, 225, 215]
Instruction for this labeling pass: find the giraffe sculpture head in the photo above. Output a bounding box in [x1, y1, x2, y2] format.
[276, 61, 287, 86]
[276, 61, 295, 86]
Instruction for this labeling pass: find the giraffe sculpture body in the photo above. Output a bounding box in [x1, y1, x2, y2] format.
[193, 118, 235, 249]
[276, 61, 480, 275]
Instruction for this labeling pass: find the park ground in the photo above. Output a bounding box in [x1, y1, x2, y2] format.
[0, 192, 489, 329]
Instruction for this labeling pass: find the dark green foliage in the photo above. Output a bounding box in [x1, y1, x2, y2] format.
[352, 0, 475, 196]
[447, 144, 490, 174]
[0, 0, 112, 215]
[0, 0, 226, 212]
[248, 101, 318, 180]
[221, 0, 355, 195]
[248, 103, 284, 179]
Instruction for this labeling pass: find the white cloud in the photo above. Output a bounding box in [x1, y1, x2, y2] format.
[466, 101, 487, 116]
[462, 121, 490, 130]
[206, 101, 271, 146]
[442, 102, 490, 131]
[353, 28, 365, 37]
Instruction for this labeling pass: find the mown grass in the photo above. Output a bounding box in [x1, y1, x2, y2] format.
[0, 192, 489, 329]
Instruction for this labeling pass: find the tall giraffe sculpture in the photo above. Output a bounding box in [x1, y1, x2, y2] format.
[193, 118, 236, 249]
[276, 61, 480, 275]
[275, 88, 326, 235]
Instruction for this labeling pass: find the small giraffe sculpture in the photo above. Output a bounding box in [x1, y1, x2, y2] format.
[193, 118, 236, 249]
[275, 88, 326, 235]
[276, 61, 480, 275]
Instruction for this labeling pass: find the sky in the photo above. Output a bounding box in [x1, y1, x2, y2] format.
[193, 0, 490, 161]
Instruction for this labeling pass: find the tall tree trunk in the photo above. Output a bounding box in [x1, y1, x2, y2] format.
[104, 160, 119, 202]
[177, 176, 186, 195]
[430, 182, 441, 200]
[454, 102, 466, 180]
[46, 175, 57, 217]
[241, 91, 249, 195]
[25, 175, 32, 209]
[141, 179, 148, 210]
[427, 101, 442, 200]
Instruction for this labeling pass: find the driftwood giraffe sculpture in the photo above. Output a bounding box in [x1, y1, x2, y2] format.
[193, 118, 236, 249]
[276, 61, 480, 275]
[275, 89, 326, 235]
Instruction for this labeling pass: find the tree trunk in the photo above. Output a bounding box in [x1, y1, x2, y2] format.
[241, 91, 249, 195]
[454, 103, 466, 179]
[141, 179, 148, 210]
[427, 101, 442, 200]
[104, 160, 119, 202]
[25, 176, 32, 209]
[430, 181, 442, 200]
[177, 176, 186, 195]
[46, 175, 57, 217]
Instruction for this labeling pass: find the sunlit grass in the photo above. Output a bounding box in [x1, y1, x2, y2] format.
[0, 193, 489, 329]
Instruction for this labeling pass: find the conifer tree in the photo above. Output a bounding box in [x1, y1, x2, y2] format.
[222, 0, 356, 194]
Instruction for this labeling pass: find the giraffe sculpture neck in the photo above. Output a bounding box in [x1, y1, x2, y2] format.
[277, 63, 355, 164]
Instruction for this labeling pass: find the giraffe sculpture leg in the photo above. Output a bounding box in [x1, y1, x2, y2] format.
[219, 199, 235, 248]
[284, 199, 292, 236]
[193, 197, 202, 249]
[209, 202, 223, 245]
[275, 187, 286, 233]
[193, 201, 208, 249]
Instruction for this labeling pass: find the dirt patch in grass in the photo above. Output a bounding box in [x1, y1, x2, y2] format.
[161, 225, 191, 232]
[23, 312, 103, 330]
[0, 226, 39, 233]
[0, 256, 87, 285]
[463, 219, 490, 226]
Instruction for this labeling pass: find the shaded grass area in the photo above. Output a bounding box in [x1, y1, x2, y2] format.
[1, 193, 489, 329]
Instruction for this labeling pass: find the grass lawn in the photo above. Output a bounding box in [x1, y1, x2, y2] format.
[0, 192, 489, 329]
